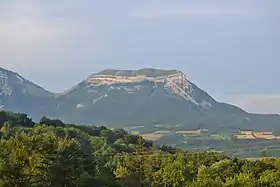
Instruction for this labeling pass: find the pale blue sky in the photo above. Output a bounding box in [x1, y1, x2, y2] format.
[0, 0, 279, 113]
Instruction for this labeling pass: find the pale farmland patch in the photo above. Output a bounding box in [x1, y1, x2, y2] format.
[235, 134, 256, 139]
[176, 130, 202, 134]
[130, 131, 140, 135]
[236, 130, 255, 139]
[141, 133, 164, 141]
[153, 130, 171, 134]
[236, 130, 280, 140]
[239, 131, 253, 135]
[253, 132, 280, 140]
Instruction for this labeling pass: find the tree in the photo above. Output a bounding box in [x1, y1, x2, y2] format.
[156, 153, 196, 187]
[39, 116, 65, 127]
[114, 137, 149, 187]
[0, 121, 12, 139]
[259, 170, 280, 186]
[261, 149, 268, 159]
[225, 172, 255, 187]
[4, 111, 280, 187]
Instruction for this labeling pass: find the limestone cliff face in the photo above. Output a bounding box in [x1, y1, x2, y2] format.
[83, 70, 216, 109]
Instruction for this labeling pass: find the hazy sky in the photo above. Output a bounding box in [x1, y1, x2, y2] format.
[0, 0, 279, 114]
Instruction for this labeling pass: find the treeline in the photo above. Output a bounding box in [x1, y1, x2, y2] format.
[1, 111, 280, 186]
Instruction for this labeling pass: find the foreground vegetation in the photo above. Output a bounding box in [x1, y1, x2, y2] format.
[1, 111, 280, 186]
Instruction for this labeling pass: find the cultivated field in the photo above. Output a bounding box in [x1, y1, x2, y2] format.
[236, 131, 280, 140]
[176, 130, 202, 134]
[235, 134, 256, 139]
[141, 133, 164, 141]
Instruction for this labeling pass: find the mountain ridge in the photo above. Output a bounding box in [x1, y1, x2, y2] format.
[93, 68, 181, 77]
[1, 66, 280, 131]
[0, 67, 53, 97]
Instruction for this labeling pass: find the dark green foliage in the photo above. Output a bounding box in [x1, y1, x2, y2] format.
[0, 110, 34, 128]
[39, 116, 65, 127]
[1, 111, 280, 186]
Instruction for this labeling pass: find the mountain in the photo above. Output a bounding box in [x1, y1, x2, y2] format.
[1, 67, 280, 131]
[0, 67, 53, 117]
[45, 69, 213, 125]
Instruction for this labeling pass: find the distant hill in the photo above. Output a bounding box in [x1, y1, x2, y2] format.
[1, 67, 280, 131]
[0, 67, 53, 117]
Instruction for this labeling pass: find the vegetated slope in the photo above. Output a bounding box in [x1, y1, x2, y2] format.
[1, 110, 280, 187]
[1, 67, 280, 131]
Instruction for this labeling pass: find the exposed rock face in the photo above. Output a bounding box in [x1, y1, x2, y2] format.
[85, 70, 215, 109]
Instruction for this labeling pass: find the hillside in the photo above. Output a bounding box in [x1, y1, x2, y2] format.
[1, 67, 280, 132]
[0, 67, 53, 117]
[0, 111, 280, 187]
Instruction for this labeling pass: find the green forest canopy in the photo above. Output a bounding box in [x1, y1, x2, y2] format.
[0, 110, 280, 187]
